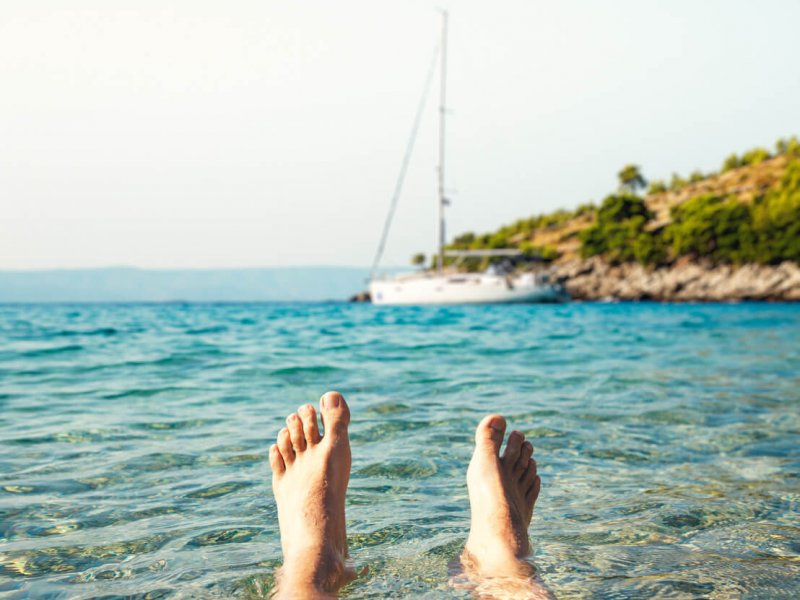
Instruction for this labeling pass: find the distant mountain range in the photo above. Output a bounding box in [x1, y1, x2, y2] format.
[0, 267, 389, 302]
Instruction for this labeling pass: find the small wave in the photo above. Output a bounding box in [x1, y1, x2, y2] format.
[0, 533, 171, 577]
[103, 386, 191, 400]
[186, 481, 253, 500]
[53, 327, 118, 337]
[348, 524, 426, 549]
[21, 344, 83, 358]
[186, 527, 262, 547]
[366, 402, 412, 415]
[269, 365, 343, 376]
[3, 430, 134, 446]
[185, 326, 228, 335]
[2, 479, 94, 496]
[132, 419, 222, 431]
[115, 453, 198, 473]
[356, 459, 437, 479]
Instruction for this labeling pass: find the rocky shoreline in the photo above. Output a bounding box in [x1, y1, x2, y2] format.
[350, 260, 800, 302]
[553, 258, 800, 302]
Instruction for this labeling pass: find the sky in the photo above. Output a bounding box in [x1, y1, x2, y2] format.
[2, 0, 799, 270]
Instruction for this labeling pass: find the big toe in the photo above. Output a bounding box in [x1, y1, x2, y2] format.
[475, 414, 506, 456]
[319, 391, 350, 440]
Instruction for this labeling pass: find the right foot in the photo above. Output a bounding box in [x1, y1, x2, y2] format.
[269, 391, 354, 598]
[464, 414, 541, 575]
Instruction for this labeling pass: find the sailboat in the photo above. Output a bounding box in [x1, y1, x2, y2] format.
[368, 12, 567, 305]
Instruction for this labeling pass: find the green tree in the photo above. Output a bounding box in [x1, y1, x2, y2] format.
[579, 194, 660, 264]
[617, 164, 647, 194]
[411, 252, 426, 266]
[669, 172, 687, 191]
[648, 180, 667, 194]
[722, 153, 742, 172]
[689, 170, 705, 183]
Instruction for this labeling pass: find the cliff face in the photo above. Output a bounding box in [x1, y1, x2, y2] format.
[554, 258, 800, 302]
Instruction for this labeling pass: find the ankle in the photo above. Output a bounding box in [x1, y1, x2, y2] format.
[464, 535, 531, 575]
[279, 545, 351, 594]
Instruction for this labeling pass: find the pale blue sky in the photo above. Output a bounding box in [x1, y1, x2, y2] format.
[2, 0, 798, 269]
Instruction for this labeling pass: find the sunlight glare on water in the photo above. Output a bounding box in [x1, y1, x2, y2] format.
[0, 303, 798, 598]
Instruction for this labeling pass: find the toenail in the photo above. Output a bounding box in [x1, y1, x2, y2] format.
[323, 393, 340, 408]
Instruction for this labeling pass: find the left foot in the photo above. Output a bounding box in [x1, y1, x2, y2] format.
[269, 391, 354, 598]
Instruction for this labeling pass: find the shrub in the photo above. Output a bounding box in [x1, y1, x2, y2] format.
[666, 194, 753, 263]
[689, 170, 705, 183]
[579, 194, 659, 264]
[596, 194, 651, 225]
[786, 136, 800, 158]
[648, 180, 667, 194]
[749, 159, 800, 263]
[669, 172, 687, 191]
[633, 231, 667, 265]
[741, 147, 771, 166]
[452, 232, 475, 246]
[520, 242, 560, 261]
[722, 153, 743, 172]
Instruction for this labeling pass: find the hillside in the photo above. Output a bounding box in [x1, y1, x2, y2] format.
[440, 136, 800, 300]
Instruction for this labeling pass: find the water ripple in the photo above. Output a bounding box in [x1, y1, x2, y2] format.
[0, 302, 798, 598]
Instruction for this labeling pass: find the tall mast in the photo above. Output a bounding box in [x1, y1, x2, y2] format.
[437, 10, 448, 274]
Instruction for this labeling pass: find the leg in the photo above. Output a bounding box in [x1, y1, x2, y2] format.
[269, 391, 355, 599]
[461, 414, 552, 599]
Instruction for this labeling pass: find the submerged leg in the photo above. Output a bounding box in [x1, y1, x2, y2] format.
[269, 392, 355, 599]
[460, 415, 552, 599]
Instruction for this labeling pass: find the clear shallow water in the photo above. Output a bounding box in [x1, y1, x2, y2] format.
[0, 302, 798, 599]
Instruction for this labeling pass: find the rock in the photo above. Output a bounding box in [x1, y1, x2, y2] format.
[349, 290, 371, 302]
[553, 259, 800, 302]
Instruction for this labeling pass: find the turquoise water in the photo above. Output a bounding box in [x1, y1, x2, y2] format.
[1, 303, 798, 599]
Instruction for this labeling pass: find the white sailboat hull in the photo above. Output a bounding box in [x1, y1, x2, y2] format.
[369, 272, 566, 305]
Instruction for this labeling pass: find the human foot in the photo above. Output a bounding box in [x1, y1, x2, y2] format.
[269, 391, 354, 598]
[464, 414, 541, 576]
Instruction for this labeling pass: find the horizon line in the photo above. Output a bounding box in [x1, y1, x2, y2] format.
[0, 264, 408, 273]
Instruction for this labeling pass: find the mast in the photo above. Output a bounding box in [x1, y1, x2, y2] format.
[437, 10, 448, 274]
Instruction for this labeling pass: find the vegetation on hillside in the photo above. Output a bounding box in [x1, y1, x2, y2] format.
[426, 136, 800, 270]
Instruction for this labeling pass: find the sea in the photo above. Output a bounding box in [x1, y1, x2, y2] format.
[1, 302, 798, 599]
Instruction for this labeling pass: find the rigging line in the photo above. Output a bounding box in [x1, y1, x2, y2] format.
[369, 43, 441, 282]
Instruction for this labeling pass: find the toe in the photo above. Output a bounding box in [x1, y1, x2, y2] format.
[502, 430, 525, 465]
[475, 414, 506, 455]
[526, 475, 541, 504]
[277, 427, 295, 464]
[286, 413, 306, 452]
[522, 459, 537, 489]
[298, 404, 321, 445]
[514, 441, 533, 477]
[269, 444, 285, 476]
[319, 391, 350, 441]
